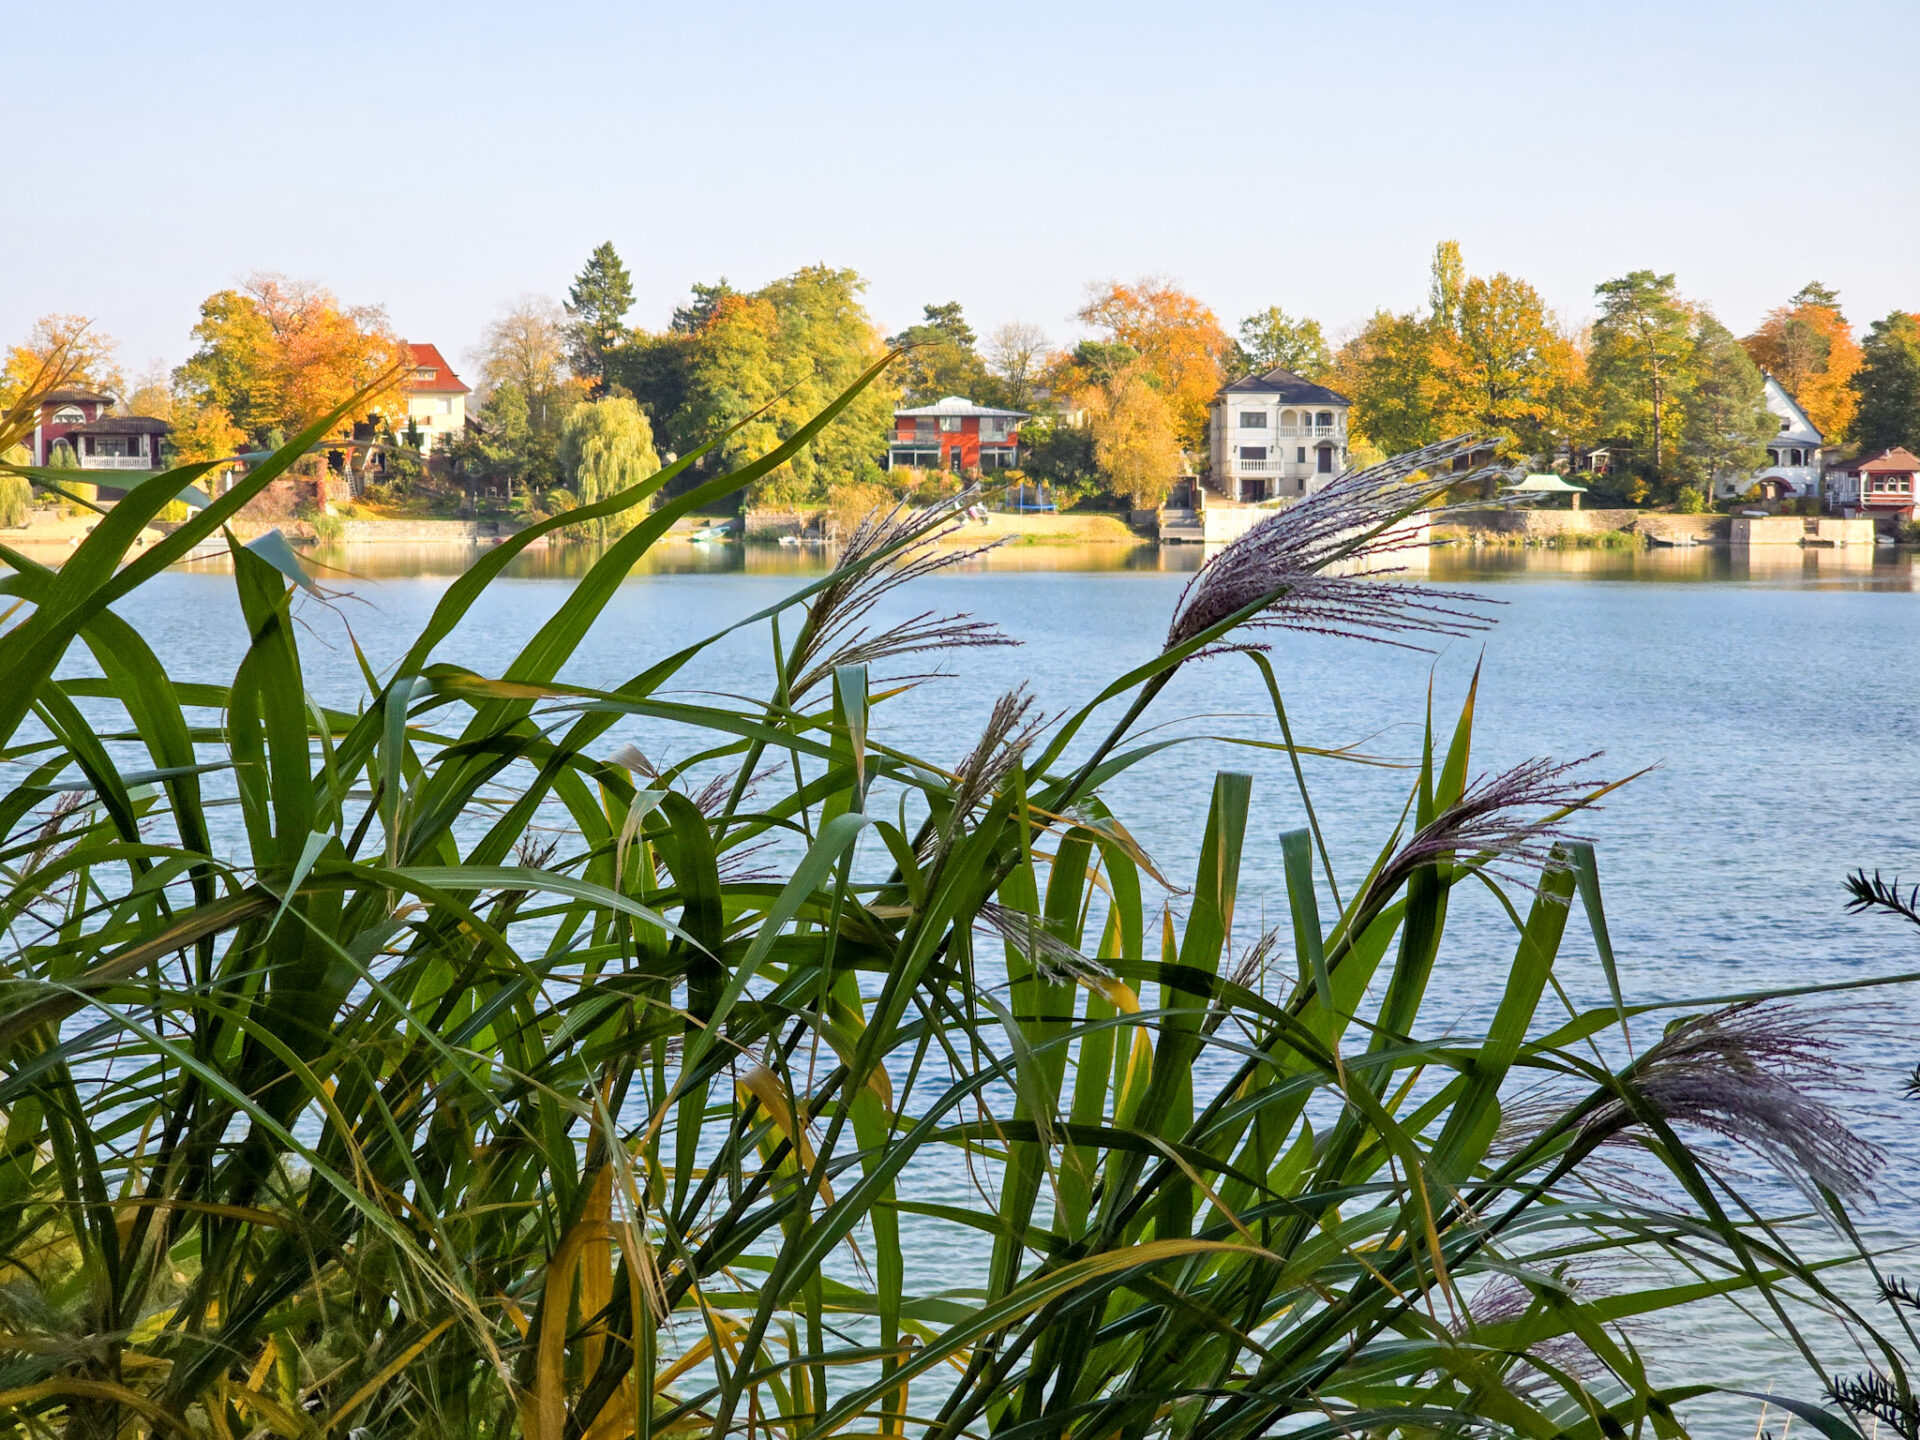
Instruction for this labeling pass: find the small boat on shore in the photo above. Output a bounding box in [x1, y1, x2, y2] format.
[1646, 533, 1697, 548]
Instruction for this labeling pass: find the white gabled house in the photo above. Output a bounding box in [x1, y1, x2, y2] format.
[1717, 373, 1824, 500]
[1207, 368, 1351, 503]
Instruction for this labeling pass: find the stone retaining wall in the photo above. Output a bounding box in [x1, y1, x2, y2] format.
[1455, 507, 1729, 542]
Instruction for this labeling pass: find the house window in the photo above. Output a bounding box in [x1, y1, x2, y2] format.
[1240, 446, 1267, 461]
[53, 407, 84, 425]
[1315, 411, 1333, 428]
[938, 416, 961, 432]
[1296, 447, 1306, 463]
[1779, 418, 1791, 431]
[1240, 411, 1267, 428]
[415, 367, 437, 382]
[440, 398, 453, 415]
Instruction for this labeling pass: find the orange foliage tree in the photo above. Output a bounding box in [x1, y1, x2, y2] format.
[0, 314, 124, 411]
[174, 274, 407, 445]
[1742, 284, 1861, 441]
[1076, 279, 1230, 452]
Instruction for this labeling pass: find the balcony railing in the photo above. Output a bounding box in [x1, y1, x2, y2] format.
[1229, 459, 1281, 474]
[80, 455, 159, 470]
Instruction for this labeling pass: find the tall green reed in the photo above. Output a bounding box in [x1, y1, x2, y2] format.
[0, 368, 1906, 1440]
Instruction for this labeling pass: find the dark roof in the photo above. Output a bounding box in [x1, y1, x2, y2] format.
[1218, 366, 1351, 405]
[405, 342, 471, 394]
[70, 416, 170, 436]
[39, 386, 114, 406]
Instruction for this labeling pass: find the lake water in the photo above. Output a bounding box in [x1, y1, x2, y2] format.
[118, 540, 1920, 1427]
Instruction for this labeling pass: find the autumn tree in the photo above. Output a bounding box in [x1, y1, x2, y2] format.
[0, 314, 123, 410]
[1083, 361, 1182, 508]
[1077, 279, 1229, 452]
[124, 361, 173, 421]
[558, 395, 660, 538]
[1429, 273, 1586, 457]
[165, 404, 247, 469]
[889, 302, 992, 407]
[984, 322, 1049, 412]
[1851, 311, 1920, 453]
[1587, 270, 1696, 481]
[1331, 310, 1439, 455]
[173, 275, 406, 445]
[566, 243, 635, 396]
[1743, 283, 1861, 439]
[1233, 307, 1331, 380]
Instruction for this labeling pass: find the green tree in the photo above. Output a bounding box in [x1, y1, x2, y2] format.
[566, 243, 636, 396]
[1013, 416, 1099, 502]
[558, 395, 660, 539]
[671, 279, 739, 335]
[1851, 311, 1920, 453]
[448, 382, 545, 498]
[1674, 314, 1772, 496]
[1588, 270, 1695, 483]
[1232, 307, 1331, 379]
[1428, 240, 1466, 332]
[675, 265, 897, 503]
[889, 302, 992, 406]
[606, 331, 694, 454]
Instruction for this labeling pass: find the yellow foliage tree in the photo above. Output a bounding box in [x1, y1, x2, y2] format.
[0, 314, 124, 412]
[1077, 279, 1229, 452]
[174, 274, 407, 444]
[1083, 363, 1182, 508]
[167, 404, 248, 469]
[1429, 273, 1588, 456]
[1743, 287, 1861, 441]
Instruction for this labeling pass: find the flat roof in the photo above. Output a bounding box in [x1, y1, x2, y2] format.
[895, 394, 1030, 419]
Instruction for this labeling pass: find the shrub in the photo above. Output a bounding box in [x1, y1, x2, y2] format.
[0, 471, 30, 528]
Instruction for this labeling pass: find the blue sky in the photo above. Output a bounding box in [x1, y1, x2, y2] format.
[11, 0, 1916, 378]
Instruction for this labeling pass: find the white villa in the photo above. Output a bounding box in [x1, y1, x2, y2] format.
[1208, 367, 1352, 502]
[402, 343, 470, 455]
[1717, 373, 1823, 500]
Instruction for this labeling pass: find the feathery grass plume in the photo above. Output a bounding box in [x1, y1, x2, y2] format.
[1455, 1268, 1610, 1395]
[786, 485, 1016, 700]
[1165, 435, 1508, 654]
[978, 901, 1107, 983]
[947, 688, 1044, 824]
[1351, 754, 1610, 922]
[1587, 1002, 1884, 1201]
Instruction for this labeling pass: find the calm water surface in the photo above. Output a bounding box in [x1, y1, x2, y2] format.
[122, 541, 1920, 1427]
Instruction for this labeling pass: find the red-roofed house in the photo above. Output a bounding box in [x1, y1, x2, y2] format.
[401, 343, 470, 455]
[1827, 448, 1920, 518]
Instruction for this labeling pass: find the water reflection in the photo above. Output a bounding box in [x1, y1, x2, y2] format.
[171, 537, 1191, 582]
[1430, 542, 1916, 589]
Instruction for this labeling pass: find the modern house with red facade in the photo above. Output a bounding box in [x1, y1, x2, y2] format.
[27, 387, 171, 483]
[886, 396, 1028, 474]
[1826, 448, 1920, 518]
